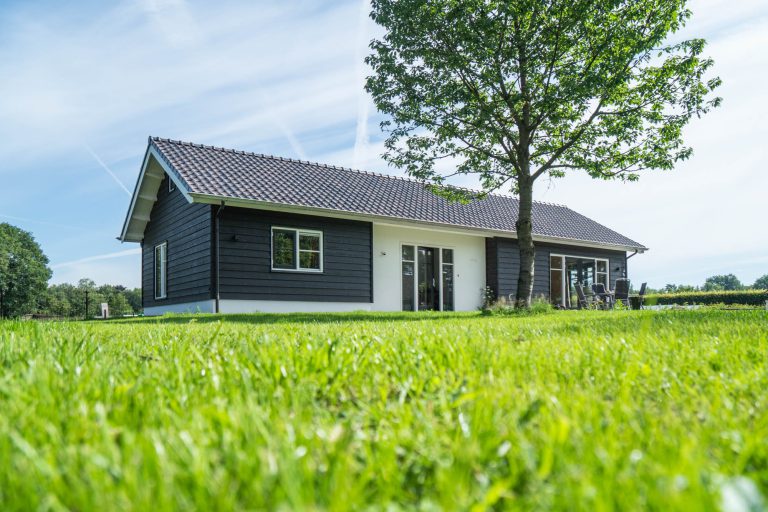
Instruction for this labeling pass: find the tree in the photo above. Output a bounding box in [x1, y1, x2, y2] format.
[366, 0, 721, 306]
[0, 223, 52, 317]
[754, 274, 768, 291]
[703, 274, 743, 291]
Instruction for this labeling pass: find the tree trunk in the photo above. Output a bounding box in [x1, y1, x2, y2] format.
[515, 175, 535, 308]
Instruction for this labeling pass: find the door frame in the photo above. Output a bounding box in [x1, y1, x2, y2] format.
[550, 253, 610, 309]
[400, 242, 455, 311]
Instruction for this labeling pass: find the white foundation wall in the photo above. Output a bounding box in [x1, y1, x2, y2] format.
[144, 299, 216, 316]
[218, 300, 372, 314]
[372, 224, 486, 311]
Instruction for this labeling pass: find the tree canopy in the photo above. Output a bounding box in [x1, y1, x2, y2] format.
[0, 223, 52, 317]
[754, 274, 768, 291]
[366, 0, 720, 306]
[703, 274, 743, 292]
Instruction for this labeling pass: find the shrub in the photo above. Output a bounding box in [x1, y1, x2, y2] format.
[482, 295, 554, 316]
[644, 289, 768, 307]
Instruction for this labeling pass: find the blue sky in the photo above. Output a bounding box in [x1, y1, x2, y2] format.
[0, 0, 766, 290]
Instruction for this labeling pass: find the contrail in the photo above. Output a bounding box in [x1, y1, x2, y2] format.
[0, 213, 86, 231]
[51, 248, 142, 269]
[84, 145, 131, 196]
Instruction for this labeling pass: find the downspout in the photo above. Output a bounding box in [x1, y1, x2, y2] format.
[624, 250, 640, 278]
[214, 201, 225, 313]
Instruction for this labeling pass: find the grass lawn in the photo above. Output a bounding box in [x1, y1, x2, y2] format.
[0, 310, 766, 511]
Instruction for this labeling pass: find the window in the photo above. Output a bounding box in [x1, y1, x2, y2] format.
[401, 245, 415, 311]
[154, 242, 167, 300]
[168, 177, 176, 193]
[596, 259, 609, 287]
[441, 248, 454, 311]
[550, 255, 564, 306]
[271, 227, 322, 272]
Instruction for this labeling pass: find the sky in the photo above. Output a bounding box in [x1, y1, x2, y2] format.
[0, 0, 765, 290]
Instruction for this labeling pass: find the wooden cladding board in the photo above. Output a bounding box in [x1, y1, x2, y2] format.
[485, 237, 627, 300]
[142, 175, 213, 307]
[218, 208, 373, 303]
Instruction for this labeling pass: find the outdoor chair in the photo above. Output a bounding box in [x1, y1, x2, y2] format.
[574, 283, 589, 309]
[636, 282, 647, 310]
[592, 283, 614, 309]
[614, 278, 630, 307]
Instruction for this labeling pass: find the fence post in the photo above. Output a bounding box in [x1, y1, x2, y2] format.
[84, 290, 89, 321]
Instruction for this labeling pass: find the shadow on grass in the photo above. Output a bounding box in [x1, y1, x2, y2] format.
[106, 310, 484, 326]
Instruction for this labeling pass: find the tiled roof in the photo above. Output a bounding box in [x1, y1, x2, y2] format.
[149, 137, 646, 250]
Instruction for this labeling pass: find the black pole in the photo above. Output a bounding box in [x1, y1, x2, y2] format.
[0, 287, 4, 319]
[84, 290, 89, 321]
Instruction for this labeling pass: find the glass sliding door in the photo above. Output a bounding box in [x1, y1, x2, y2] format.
[401, 244, 454, 311]
[554, 254, 610, 308]
[417, 247, 440, 311]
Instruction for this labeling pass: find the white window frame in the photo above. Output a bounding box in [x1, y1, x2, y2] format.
[400, 243, 454, 312]
[550, 254, 610, 308]
[270, 227, 323, 273]
[154, 242, 167, 300]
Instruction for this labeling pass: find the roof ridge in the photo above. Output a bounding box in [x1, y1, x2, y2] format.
[149, 136, 569, 208]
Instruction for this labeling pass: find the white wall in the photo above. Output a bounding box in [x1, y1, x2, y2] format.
[372, 223, 486, 311]
[144, 299, 215, 316]
[219, 300, 372, 314]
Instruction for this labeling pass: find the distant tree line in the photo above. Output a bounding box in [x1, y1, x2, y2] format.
[37, 278, 142, 319]
[1, 222, 140, 319]
[651, 273, 768, 294]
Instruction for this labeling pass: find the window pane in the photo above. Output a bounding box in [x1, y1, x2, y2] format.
[442, 248, 453, 264]
[155, 244, 166, 299]
[550, 270, 563, 306]
[299, 251, 320, 270]
[299, 233, 320, 251]
[442, 264, 454, 311]
[596, 260, 607, 273]
[402, 245, 414, 261]
[402, 261, 414, 311]
[597, 273, 608, 286]
[550, 255, 563, 270]
[273, 230, 296, 269]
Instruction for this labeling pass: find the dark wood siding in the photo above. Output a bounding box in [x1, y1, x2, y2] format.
[218, 208, 373, 302]
[485, 237, 627, 301]
[142, 175, 213, 308]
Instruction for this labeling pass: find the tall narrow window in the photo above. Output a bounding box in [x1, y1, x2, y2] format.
[596, 259, 609, 287]
[401, 245, 415, 311]
[271, 227, 322, 272]
[154, 242, 167, 300]
[441, 248, 454, 311]
[550, 255, 564, 307]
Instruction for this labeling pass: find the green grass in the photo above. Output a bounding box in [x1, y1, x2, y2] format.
[0, 310, 766, 511]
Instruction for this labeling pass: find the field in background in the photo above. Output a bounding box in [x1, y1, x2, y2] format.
[0, 310, 766, 510]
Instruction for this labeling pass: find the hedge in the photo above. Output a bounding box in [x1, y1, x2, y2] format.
[644, 289, 768, 306]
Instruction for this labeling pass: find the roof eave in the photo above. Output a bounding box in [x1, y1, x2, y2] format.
[186, 192, 648, 253]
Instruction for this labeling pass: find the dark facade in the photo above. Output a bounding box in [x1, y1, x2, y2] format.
[142, 175, 213, 307]
[485, 237, 627, 301]
[217, 208, 373, 303]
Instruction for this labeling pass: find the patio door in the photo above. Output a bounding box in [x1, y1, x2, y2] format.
[565, 257, 596, 307]
[418, 247, 440, 310]
[401, 245, 454, 311]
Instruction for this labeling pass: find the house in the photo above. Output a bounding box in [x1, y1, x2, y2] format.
[119, 137, 647, 315]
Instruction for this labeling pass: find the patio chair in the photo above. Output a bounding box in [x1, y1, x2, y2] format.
[614, 278, 630, 307]
[636, 282, 647, 310]
[592, 283, 614, 309]
[574, 283, 589, 309]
